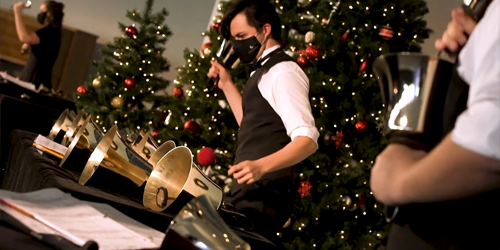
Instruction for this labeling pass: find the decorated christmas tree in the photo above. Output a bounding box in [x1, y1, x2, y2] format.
[75, 0, 176, 140]
[165, 0, 431, 248]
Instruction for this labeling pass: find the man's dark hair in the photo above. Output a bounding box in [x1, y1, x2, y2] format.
[221, 0, 282, 43]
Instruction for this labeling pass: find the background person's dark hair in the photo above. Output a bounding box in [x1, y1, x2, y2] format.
[221, 0, 282, 44]
[44, 1, 64, 29]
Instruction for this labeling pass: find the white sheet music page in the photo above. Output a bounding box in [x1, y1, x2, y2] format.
[34, 134, 68, 156]
[0, 71, 39, 93]
[0, 188, 161, 250]
[85, 201, 166, 246]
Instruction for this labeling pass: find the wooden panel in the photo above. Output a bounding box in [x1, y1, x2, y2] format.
[58, 30, 98, 93]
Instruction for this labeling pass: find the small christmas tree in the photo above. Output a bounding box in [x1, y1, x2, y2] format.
[75, 0, 176, 139]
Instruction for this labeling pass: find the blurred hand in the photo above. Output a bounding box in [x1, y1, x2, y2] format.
[21, 43, 30, 54]
[228, 160, 265, 185]
[207, 60, 232, 90]
[435, 8, 477, 53]
[13, 2, 25, 13]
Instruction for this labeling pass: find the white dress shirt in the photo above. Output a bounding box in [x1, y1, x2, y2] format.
[453, 0, 500, 159]
[250, 45, 319, 147]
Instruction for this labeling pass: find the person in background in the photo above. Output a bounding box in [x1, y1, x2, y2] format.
[207, 0, 318, 242]
[13, 1, 64, 91]
[370, 1, 500, 249]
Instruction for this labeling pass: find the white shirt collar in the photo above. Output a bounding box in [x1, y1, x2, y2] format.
[258, 45, 281, 64]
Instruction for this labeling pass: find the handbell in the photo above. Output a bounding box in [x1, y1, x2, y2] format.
[61, 109, 88, 146]
[162, 195, 251, 250]
[58, 115, 104, 172]
[79, 125, 154, 186]
[372, 52, 454, 151]
[131, 131, 159, 160]
[47, 109, 76, 143]
[143, 146, 223, 214]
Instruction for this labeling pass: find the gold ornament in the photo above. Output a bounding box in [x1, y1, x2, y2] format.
[341, 196, 352, 207]
[203, 48, 212, 56]
[111, 96, 124, 108]
[282, 217, 291, 228]
[92, 77, 102, 88]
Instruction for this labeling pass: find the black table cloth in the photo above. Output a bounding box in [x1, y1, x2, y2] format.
[0, 130, 278, 250]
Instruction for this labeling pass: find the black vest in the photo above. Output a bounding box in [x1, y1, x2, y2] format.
[387, 65, 500, 249]
[234, 51, 295, 184]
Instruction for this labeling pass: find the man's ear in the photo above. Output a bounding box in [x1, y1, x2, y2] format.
[263, 23, 272, 37]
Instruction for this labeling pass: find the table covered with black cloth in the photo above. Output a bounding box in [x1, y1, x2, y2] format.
[0, 88, 76, 184]
[0, 130, 278, 250]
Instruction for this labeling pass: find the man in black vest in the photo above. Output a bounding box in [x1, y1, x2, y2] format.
[371, 2, 500, 249]
[207, 0, 318, 242]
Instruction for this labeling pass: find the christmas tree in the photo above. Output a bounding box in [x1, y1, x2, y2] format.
[154, 0, 430, 249]
[75, 0, 176, 139]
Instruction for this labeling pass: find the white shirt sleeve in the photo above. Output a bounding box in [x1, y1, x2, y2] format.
[453, 0, 500, 160]
[258, 61, 320, 148]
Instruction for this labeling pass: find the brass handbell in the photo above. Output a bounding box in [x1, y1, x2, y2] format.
[129, 130, 177, 167]
[61, 109, 87, 146]
[163, 195, 251, 250]
[58, 115, 104, 172]
[47, 109, 76, 143]
[79, 125, 153, 186]
[143, 146, 223, 214]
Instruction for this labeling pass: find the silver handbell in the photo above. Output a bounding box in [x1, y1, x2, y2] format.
[372, 52, 454, 150]
[166, 195, 251, 250]
[25, 0, 32, 8]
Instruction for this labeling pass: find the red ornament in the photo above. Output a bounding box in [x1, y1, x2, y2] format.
[124, 78, 136, 88]
[360, 60, 369, 71]
[197, 147, 215, 166]
[125, 26, 138, 38]
[341, 30, 350, 43]
[355, 120, 368, 131]
[358, 195, 366, 207]
[173, 87, 183, 98]
[379, 26, 394, 40]
[184, 120, 201, 134]
[298, 179, 313, 198]
[213, 22, 220, 31]
[297, 55, 308, 67]
[76, 85, 87, 94]
[331, 130, 343, 148]
[152, 130, 159, 136]
[305, 45, 320, 60]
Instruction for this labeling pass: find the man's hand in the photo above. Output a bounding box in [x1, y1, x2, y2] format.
[13, 2, 25, 13]
[370, 144, 426, 206]
[207, 60, 232, 90]
[435, 8, 477, 53]
[228, 160, 266, 184]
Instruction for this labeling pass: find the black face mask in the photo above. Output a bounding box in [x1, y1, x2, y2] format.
[37, 12, 47, 24]
[232, 30, 266, 64]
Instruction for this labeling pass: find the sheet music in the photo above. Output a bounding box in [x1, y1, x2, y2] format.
[0, 71, 39, 93]
[34, 134, 68, 156]
[84, 201, 166, 246]
[0, 188, 161, 250]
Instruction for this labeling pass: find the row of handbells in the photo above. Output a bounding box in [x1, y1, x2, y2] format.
[43, 109, 223, 215]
